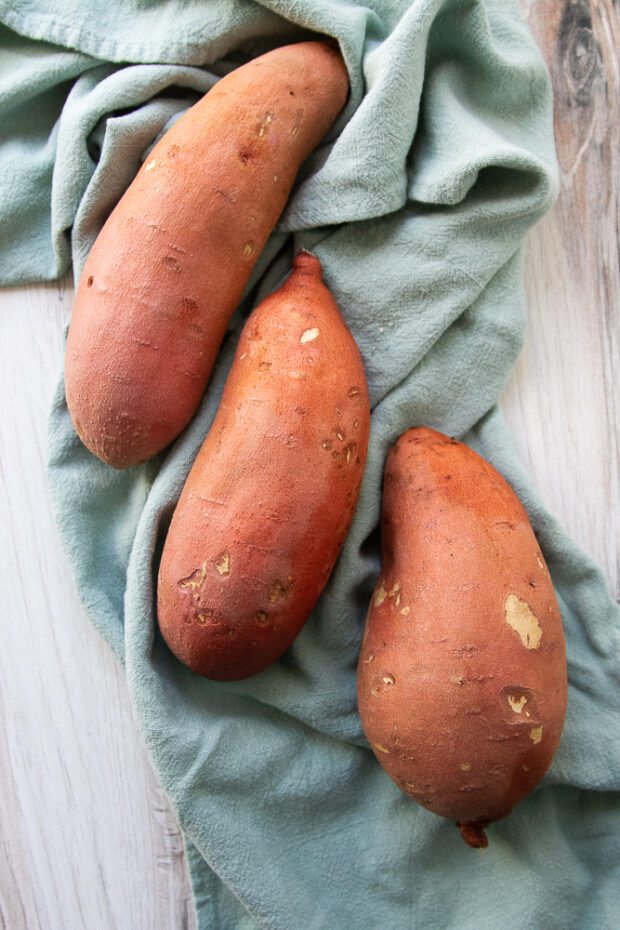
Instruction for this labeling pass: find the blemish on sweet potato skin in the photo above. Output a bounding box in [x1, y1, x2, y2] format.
[65, 41, 349, 469]
[357, 427, 567, 846]
[504, 594, 543, 649]
[158, 252, 370, 680]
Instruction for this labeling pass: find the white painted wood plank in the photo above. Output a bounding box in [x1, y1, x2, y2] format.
[502, 0, 619, 600]
[0, 278, 196, 930]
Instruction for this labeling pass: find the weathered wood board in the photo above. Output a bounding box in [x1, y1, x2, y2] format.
[503, 0, 619, 596]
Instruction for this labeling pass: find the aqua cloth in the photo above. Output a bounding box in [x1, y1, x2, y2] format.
[2, 1, 619, 927]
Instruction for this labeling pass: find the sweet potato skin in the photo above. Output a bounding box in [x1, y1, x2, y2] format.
[65, 41, 349, 468]
[357, 427, 567, 847]
[157, 252, 370, 680]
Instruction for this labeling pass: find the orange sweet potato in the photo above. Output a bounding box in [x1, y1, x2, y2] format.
[357, 427, 567, 848]
[157, 251, 370, 680]
[65, 41, 348, 468]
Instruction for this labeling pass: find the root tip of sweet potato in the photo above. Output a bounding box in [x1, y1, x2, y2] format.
[293, 249, 322, 279]
[457, 820, 489, 849]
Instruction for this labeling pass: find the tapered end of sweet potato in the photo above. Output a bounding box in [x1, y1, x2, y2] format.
[457, 820, 490, 849]
[292, 249, 323, 280]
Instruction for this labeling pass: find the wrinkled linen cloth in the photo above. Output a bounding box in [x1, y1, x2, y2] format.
[1, 0, 619, 927]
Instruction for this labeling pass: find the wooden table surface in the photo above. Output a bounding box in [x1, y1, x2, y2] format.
[1, 3, 617, 928]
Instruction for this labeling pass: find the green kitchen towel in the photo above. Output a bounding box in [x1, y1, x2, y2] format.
[2, 0, 619, 927]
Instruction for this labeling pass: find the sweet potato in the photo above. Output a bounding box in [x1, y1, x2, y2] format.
[357, 427, 567, 848]
[157, 251, 370, 680]
[65, 41, 349, 468]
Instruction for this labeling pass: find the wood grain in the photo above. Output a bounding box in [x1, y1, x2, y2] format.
[503, 0, 619, 598]
[0, 2, 618, 927]
[0, 279, 197, 930]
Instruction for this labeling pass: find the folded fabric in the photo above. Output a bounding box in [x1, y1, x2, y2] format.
[1, 0, 618, 927]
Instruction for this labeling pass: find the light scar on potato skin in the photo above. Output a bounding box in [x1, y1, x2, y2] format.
[178, 563, 207, 593]
[529, 726, 543, 744]
[504, 594, 543, 649]
[507, 694, 528, 713]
